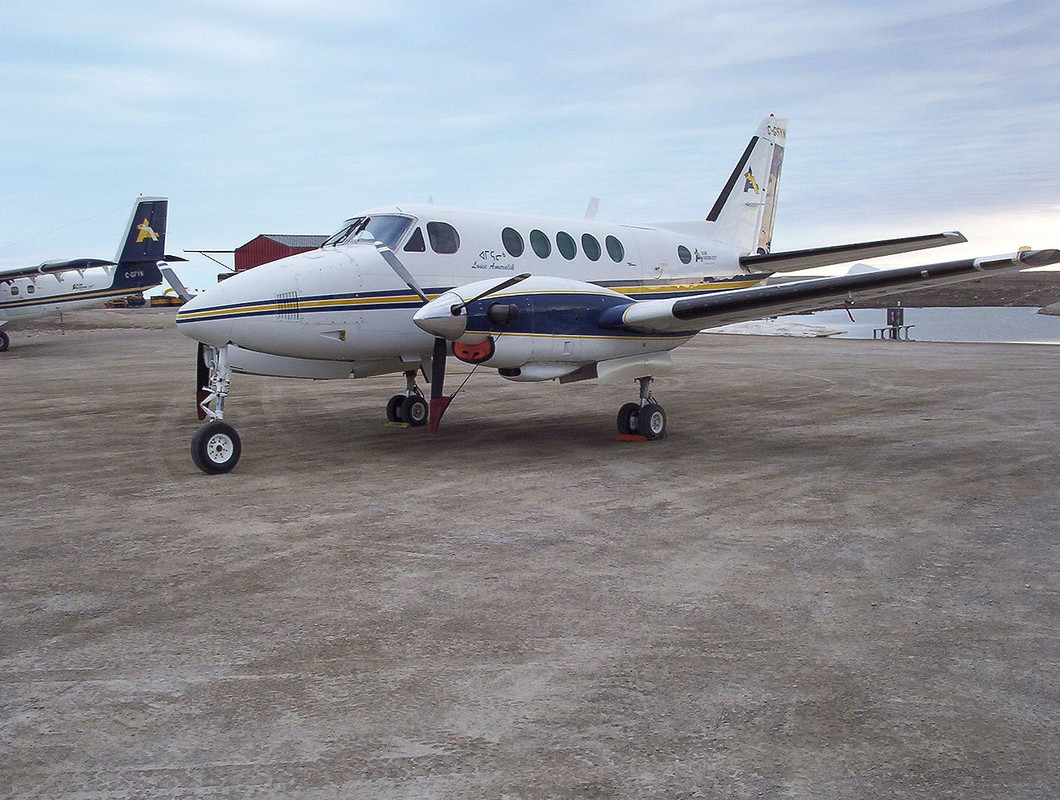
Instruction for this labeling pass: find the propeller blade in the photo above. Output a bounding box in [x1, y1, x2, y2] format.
[449, 272, 531, 315]
[375, 242, 429, 303]
[429, 336, 452, 434]
[430, 337, 447, 399]
[196, 343, 210, 421]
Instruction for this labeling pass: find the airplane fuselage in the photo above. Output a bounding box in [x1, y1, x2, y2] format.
[0, 266, 154, 322]
[175, 204, 761, 373]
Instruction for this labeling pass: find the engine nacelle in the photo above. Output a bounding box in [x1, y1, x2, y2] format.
[412, 275, 691, 380]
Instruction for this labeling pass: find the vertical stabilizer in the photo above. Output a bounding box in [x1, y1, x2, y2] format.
[111, 197, 169, 290]
[116, 197, 169, 266]
[705, 116, 787, 254]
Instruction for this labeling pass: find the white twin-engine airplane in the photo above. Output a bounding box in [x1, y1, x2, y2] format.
[0, 197, 181, 351]
[175, 117, 1059, 473]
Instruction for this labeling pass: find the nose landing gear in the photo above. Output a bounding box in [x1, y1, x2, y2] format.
[191, 344, 242, 474]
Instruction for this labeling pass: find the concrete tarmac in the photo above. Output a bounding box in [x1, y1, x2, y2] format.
[2, 311, 1057, 798]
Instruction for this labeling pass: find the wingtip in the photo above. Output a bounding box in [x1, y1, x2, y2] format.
[1017, 248, 1060, 268]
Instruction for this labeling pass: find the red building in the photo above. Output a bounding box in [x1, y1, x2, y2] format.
[234, 234, 328, 272]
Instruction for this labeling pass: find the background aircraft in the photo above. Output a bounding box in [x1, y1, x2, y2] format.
[175, 118, 1059, 473]
[0, 196, 182, 351]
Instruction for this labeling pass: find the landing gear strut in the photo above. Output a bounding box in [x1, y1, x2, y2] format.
[385, 370, 429, 426]
[191, 344, 242, 474]
[616, 376, 666, 440]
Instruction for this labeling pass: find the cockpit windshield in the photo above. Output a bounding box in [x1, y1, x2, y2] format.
[322, 215, 413, 248]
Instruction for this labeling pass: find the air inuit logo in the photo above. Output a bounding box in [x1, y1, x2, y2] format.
[743, 167, 760, 194]
[136, 219, 159, 243]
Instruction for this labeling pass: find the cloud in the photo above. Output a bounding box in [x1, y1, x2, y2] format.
[1, 0, 1057, 276]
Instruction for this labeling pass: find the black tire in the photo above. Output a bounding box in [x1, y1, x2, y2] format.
[637, 403, 666, 440]
[385, 394, 406, 422]
[401, 395, 429, 427]
[191, 421, 242, 474]
[0, 329, 9, 352]
[616, 402, 640, 435]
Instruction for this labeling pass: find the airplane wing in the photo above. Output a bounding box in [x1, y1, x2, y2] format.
[0, 258, 116, 282]
[600, 249, 1060, 334]
[739, 231, 966, 272]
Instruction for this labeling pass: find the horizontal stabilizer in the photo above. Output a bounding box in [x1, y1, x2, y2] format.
[601, 249, 1060, 334]
[741, 231, 966, 273]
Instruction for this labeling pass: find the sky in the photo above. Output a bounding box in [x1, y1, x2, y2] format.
[2, 0, 1058, 291]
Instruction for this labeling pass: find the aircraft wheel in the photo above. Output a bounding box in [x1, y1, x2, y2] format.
[637, 403, 666, 440]
[616, 402, 640, 435]
[0, 330, 9, 352]
[401, 395, 429, 427]
[385, 394, 406, 422]
[191, 420, 242, 474]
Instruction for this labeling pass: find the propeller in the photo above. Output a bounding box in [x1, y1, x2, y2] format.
[375, 242, 451, 431]
[429, 335, 450, 433]
[425, 273, 530, 432]
[375, 241, 529, 433]
[448, 272, 532, 315]
[196, 343, 210, 421]
[375, 243, 429, 303]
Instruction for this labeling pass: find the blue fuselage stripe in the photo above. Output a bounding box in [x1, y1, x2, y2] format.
[1, 285, 135, 311]
[175, 284, 738, 326]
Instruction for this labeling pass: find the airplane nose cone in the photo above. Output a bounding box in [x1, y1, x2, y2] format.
[413, 293, 468, 340]
[175, 281, 236, 346]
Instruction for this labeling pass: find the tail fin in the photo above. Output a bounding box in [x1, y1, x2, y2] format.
[111, 196, 169, 291]
[705, 116, 787, 254]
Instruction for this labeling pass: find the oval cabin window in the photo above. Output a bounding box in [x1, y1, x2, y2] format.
[530, 229, 551, 258]
[582, 234, 602, 261]
[556, 232, 577, 260]
[502, 227, 524, 257]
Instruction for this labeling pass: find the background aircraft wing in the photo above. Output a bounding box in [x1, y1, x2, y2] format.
[600, 249, 1060, 334]
[740, 231, 966, 272]
[0, 258, 116, 282]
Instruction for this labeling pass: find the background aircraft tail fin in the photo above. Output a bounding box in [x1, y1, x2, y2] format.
[112, 196, 169, 290]
[705, 116, 787, 254]
[115, 197, 169, 266]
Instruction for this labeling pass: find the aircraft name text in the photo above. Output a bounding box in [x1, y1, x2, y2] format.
[472, 250, 517, 271]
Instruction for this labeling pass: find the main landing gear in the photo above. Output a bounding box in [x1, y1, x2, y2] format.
[192, 344, 242, 474]
[616, 376, 666, 440]
[0, 329, 10, 352]
[384, 370, 429, 427]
